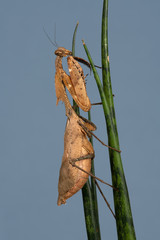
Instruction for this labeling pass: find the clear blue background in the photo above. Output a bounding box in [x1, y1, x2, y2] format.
[1, 0, 160, 239]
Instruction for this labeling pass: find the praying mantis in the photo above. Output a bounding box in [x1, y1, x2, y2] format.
[43, 27, 120, 215]
[54, 52, 120, 209]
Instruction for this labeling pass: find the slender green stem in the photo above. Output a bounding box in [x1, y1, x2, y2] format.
[88, 111, 101, 239]
[82, 37, 136, 239]
[72, 21, 79, 55]
[72, 22, 101, 240]
[101, 1, 136, 239]
[81, 181, 98, 240]
[101, 0, 118, 138]
[82, 40, 118, 151]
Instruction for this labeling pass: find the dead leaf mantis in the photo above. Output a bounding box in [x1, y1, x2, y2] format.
[55, 56, 120, 217]
[44, 28, 119, 216]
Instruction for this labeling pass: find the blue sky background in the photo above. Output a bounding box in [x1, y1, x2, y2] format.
[1, 0, 160, 239]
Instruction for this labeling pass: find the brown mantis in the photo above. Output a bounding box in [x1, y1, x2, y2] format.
[54, 54, 120, 214]
[44, 29, 120, 214]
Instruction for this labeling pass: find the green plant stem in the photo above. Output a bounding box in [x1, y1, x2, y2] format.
[101, 0, 118, 137]
[72, 22, 101, 240]
[82, 37, 136, 239]
[101, 1, 136, 239]
[88, 111, 101, 239]
[72, 21, 79, 56]
[81, 181, 98, 240]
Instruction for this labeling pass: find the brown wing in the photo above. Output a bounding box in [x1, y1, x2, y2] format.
[67, 56, 91, 112]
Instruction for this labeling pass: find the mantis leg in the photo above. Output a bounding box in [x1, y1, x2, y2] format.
[69, 154, 117, 218]
[70, 153, 94, 163]
[78, 120, 121, 153]
[69, 155, 117, 190]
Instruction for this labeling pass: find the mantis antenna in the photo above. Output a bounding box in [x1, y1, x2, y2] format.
[43, 26, 59, 48]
